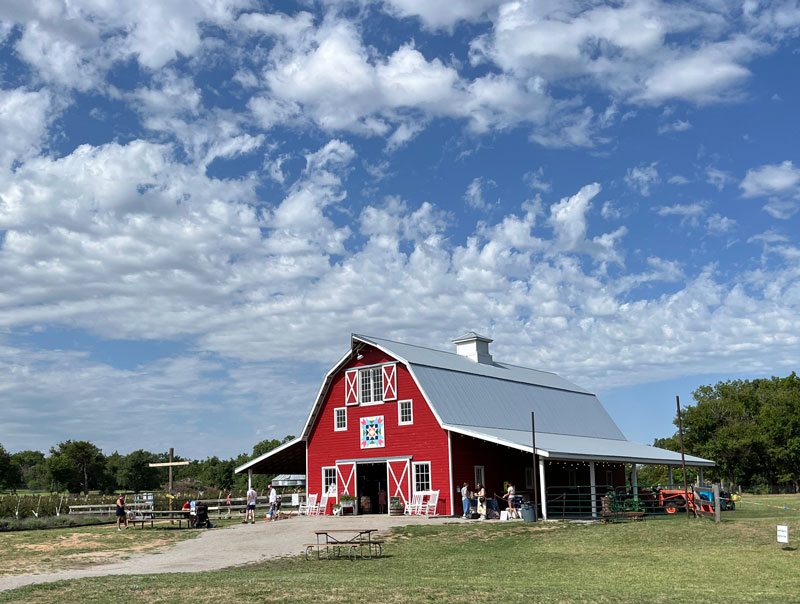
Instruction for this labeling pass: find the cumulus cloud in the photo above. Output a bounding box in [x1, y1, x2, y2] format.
[625, 162, 661, 196]
[655, 202, 708, 227]
[740, 160, 800, 198]
[706, 213, 736, 235]
[740, 160, 800, 219]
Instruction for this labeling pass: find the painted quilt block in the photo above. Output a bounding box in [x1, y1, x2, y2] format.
[360, 415, 385, 449]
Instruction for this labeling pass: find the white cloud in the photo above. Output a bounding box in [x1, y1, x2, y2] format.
[655, 202, 708, 226]
[706, 213, 736, 235]
[464, 177, 487, 209]
[378, 0, 500, 29]
[740, 160, 800, 197]
[706, 167, 734, 191]
[658, 119, 692, 134]
[668, 175, 690, 185]
[0, 88, 54, 171]
[524, 167, 551, 193]
[625, 162, 661, 196]
[740, 160, 800, 219]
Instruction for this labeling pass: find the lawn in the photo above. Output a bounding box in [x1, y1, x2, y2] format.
[2, 498, 799, 604]
[0, 520, 205, 576]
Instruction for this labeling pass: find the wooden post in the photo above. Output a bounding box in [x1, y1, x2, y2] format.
[148, 450, 190, 524]
[713, 483, 721, 524]
[538, 458, 548, 521]
[631, 463, 638, 499]
[676, 396, 691, 520]
[169, 447, 174, 522]
[667, 465, 674, 487]
[589, 461, 597, 518]
[531, 412, 539, 521]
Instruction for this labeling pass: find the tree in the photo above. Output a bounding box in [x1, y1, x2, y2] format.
[657, 373, 800, 492]
[10, 450, 47, 490]
[117, 450, 161, 493]
[50, 441, 106, 495]
[0, 443, 22, 491]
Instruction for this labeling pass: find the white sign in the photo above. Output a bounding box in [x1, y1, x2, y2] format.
[777, 525, 789, 544]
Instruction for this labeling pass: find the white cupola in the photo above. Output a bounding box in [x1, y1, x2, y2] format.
[451, 331, 493, 364]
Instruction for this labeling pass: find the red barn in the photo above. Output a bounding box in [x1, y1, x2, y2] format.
[236, 333, 714, 518]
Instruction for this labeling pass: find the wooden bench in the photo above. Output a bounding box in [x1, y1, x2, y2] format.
[129, 517, 155, 529]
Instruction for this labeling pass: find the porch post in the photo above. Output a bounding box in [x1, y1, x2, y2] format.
[538, 458, 548, 521]
[589, 461, 597, 518]
[631, 463, 638, 499]
[667, 465, 674, 487]
[698, 468, 704, 486]
[248, 469, 252, 490]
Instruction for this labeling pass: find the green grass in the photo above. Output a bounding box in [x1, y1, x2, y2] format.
[0, 520, 206, 576]
[2, 501, 799, 604]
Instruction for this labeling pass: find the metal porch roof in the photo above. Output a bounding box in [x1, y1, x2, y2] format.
[446, 424, 715, 467]
[235, 438, 305, 475]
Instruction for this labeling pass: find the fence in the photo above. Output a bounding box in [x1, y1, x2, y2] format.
[544, 483, 732, 521]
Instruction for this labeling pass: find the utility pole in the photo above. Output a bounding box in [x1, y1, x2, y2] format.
[676, 396, 691, 520]
[531, 412, 539, 521]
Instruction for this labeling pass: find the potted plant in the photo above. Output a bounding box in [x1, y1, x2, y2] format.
[339, 494, 357, 515]
[622, 498, 645, 519]
[389, 498, 404, 516]
[331, 503, 342, 517]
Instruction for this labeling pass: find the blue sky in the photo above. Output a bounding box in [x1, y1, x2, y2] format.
[1, 1, 799, 460]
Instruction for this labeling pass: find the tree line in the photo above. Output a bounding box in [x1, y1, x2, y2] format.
[0, 436, 295, 495]
[651, 372, 800, 493]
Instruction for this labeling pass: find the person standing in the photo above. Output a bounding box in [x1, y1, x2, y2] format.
[460, 482, 471, 518]
[116, 494, 129, 531]
[189, 498, 197, 528]
[505, 483, 517, 519]
[226, 491, 232, 519]
[476, 483, 487, 520]
[378, 489, 387, 514]
[268, 484, 277, 521]
[245, 485, 257, 524]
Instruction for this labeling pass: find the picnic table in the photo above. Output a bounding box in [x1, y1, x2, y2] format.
[129, 509, 195, 528]
[304, 529, 383, 561]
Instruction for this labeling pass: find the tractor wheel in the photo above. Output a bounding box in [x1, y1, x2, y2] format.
[665, 502, 678, 514]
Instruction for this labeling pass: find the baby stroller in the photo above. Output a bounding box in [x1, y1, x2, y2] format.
[195, 503, 214, 528]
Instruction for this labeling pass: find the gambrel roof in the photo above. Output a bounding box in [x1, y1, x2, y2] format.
[237, 333, 713, 475]
[347, 334, 713, 467]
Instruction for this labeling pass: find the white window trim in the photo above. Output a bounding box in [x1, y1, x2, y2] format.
[474, 465, 485, 487]
[334, 407, 347, 432]
[412, 461, 432, 493]
[322, 466, 338, 496]
[358, 366, 385, 406]
[398, 399, 413, 425]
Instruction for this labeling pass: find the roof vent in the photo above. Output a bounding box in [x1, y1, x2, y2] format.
[451, 331, 493, 364]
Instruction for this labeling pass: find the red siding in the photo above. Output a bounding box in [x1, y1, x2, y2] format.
[307, 345, 451, 513]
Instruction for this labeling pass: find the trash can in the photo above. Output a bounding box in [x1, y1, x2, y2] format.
[520, 501, 537, 522]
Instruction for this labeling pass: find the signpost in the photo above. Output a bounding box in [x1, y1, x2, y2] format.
[149, 448, 190, 523]
[777, 524, 789, 545]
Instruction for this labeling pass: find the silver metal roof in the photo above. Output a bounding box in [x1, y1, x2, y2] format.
[446, 424, 715, 467]
[355, 334, 591, 394]
[354, 334, 714, 467]
[412, 365, 626, 440]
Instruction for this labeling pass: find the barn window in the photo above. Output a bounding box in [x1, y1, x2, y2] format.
[525, 467, 534, 490]
[605, 469, 614, 488]
[334, 407, 347, 431]
[474, 465, 485, 487]
[413, 462, 431, 492]
[398, 399, 413, 425]
[568, 468, 577, 487]
[360, 367, 383, 404]
[323, 467, 337, 495]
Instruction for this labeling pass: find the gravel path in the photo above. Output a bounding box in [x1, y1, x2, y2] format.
[0, 514, 465, 593]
